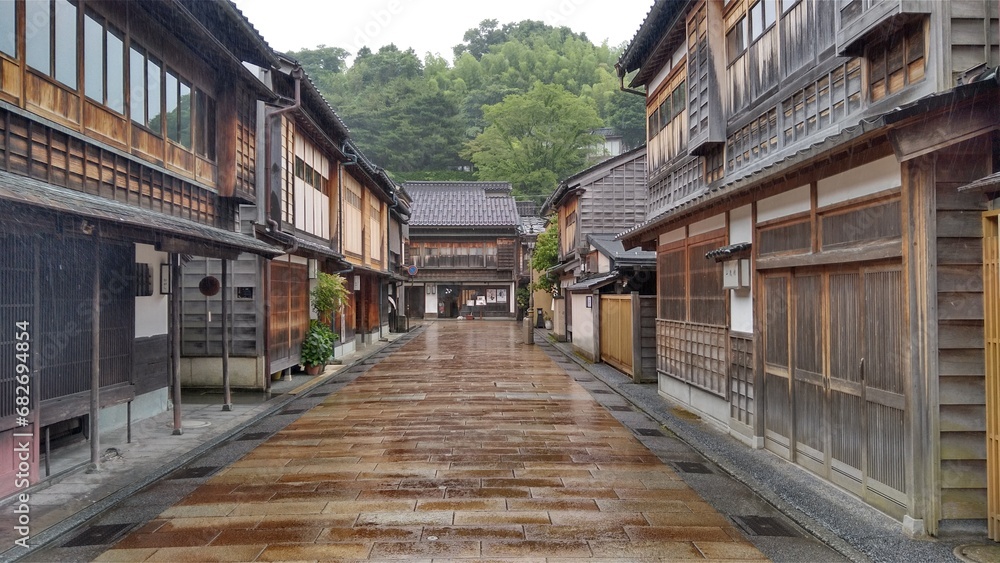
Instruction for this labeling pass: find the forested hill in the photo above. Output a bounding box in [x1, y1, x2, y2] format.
[289, 19, 646, 204]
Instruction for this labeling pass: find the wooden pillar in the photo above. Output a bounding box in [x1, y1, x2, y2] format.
[631, 291, 643, 383]
[591, 291, 601, 363]
[87, 233, 102, 472]
[171, 254, 183, 435]
[222, 259, 232, 411]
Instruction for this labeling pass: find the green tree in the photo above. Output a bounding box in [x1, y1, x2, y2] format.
[530, 221, 559, 292]
[465, 82, 603, 203]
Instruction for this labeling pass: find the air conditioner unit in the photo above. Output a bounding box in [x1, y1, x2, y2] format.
[237, 205, 258, 235]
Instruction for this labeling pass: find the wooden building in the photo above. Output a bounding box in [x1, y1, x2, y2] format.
[179, 54, 409, 386]
[541, 146, 649, 342]
[0, 0, 285, 496]
[616, 0, 999, 537]
[403, 182, 521, 319]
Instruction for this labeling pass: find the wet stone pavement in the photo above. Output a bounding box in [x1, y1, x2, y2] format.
[28, 321, 844, 561]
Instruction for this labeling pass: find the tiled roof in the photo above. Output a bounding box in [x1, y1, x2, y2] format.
[404, 182, 520, 228]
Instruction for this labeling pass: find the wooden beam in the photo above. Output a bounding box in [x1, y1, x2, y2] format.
[222, 259, 232, 411]
[171, 254, 183, 435]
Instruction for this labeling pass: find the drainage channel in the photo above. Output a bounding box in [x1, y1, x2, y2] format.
[14, 328, 424, 563]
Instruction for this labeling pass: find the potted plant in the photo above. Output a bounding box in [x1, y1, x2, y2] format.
[301, 320, 337, 374]
[301, 273, 348, 374]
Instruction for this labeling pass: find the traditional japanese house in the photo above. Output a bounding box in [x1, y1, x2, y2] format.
[338, 142, 410, 351]
[0, 0, 284, 495]
[179, 52, 410, 384]
[403, 182, 521, 319]
[541, 146, 649, 343]
[616, 0, 999, 538]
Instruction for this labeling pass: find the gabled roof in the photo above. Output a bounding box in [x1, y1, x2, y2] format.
[404, 182, 520, 228]
[541, 145, 647, 215]
[588, 234, 655, 265]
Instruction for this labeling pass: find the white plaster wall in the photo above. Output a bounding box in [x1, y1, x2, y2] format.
[424, 286, 438, 317]
[598, 253, 611, 273]
[570, 293, 596, 360]
[134, 244, 168, 338]
[659, 227, 686, 247]
[508, 283, 516, 314]
[181, 357, 265, 389]
[98, 388, 169, 433]
[689, 213, 726, 236]
[817, 155, 901, 208]
[757, 185, 811, 223]
[729, 206, 753, 334]
[658, 375, 730, 430]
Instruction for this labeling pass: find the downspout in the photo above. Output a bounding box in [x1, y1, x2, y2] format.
[615, 63, 647, 97]
[262, 65, 304, 386]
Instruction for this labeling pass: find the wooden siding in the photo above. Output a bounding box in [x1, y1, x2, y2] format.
[181, 257, 260, 358]
[0, 107, 232, 228]
[949, 0, 1000, 83]
[638, 296, 657, 383]
[578, 153, 648, 236]
[601, 295, 634, 375]
[935, 138, 991, 522]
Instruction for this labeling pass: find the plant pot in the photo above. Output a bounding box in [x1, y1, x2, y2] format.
[544, 320, 553, 330]
[304, 363, 324, 376]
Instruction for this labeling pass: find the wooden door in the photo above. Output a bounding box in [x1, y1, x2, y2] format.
[984, 213, 1000, 539]
[761, 265, 907, 512]
[600, 295, 633, 375]
[269, 260, 309, 373]
[793, 273, 826, 475]
[763, 274, 792, 459]
[860, 267, 907, 509]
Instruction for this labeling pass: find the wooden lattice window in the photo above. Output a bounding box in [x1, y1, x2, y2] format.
[758, 220, 811, 256]
[689, 239, 726, 326]
[657, 234, 726, 326]
[821, 199, 902, 249]
[658, 247, 686, 320]
[868, 20, 926, 103]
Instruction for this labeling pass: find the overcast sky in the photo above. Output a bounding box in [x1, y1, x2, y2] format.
[234, 0, 654, 64]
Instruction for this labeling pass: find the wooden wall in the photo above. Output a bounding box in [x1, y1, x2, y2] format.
[181, 256, 260, 358]
[948, 1, 1000, 83]
[934, 136, 992, 523]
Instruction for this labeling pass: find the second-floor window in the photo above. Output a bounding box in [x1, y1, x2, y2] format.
[868, 21, 925, 103]
[129, 45, 160, 130]
[164, 69, 192, 148]
[1, 1, 15, 58]
[646, 74, 687, 172]
[84, 13, 125, 114]
[25, 0, 77, 88]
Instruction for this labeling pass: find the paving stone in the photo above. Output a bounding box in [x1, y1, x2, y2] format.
[91, 322, 765, 561]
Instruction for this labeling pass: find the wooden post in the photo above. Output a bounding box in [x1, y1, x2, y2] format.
[592, 291, 601, 363]
[171, 254, 183, 435]
[221, 259, 232, 411]
[631, 291, 643, 383]
[88, 233, 102, 472]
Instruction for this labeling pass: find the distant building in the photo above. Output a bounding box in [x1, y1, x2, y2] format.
[403, 182, 521, 319]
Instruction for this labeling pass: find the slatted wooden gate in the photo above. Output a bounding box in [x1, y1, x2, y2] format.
[984, 212, 1000, 540]
[269, 260, 309, 374]
[600, 295, 633, 375]
[762, 264, 908, 516]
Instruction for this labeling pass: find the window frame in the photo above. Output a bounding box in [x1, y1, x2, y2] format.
[83, 12, 125, 114]
[25, 0, 78, 89]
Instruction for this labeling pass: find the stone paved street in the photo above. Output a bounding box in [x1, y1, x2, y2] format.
[82, 321, 768, 561]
